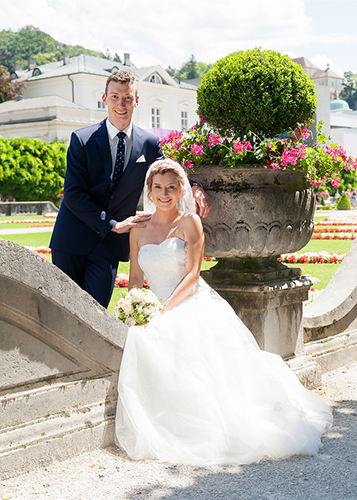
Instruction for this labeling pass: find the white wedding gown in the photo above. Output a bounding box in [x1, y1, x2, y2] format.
[115, 237, 332, 465]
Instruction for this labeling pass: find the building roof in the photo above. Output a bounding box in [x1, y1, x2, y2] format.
[0, 95, 86, 113]
[292, 57, 320, 70]
[13, 54, 193, 90]
[330, 98, 350, 111]
[312, 68, 343, 80]
[16, 54, 124, 82]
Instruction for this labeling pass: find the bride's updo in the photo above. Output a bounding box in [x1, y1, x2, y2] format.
[146, 159, 186, 196]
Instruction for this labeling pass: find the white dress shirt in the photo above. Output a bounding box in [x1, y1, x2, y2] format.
[106, 118, 133, 174]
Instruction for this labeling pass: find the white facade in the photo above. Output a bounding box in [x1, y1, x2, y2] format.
[0, 55, 198, 142]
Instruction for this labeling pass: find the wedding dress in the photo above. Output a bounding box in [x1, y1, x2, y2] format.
[115, 237, 332, 465]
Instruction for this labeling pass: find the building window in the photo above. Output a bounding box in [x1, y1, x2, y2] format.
[151, 108, 161, 128]
[181, 111, 188, 131]
[149, 73, 162, 84]
[97, 101, 105, 109]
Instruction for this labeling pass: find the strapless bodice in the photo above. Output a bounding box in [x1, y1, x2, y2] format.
[138, 237, 186, 303]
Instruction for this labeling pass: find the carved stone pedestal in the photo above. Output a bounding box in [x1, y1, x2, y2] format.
[202, 258, 316, 359]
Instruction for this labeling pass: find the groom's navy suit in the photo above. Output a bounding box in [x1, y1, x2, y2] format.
[50, 119, 163, 306]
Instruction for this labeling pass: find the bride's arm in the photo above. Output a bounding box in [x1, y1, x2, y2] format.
[128, 228, 144, 290]
[164, 214, 204, 311]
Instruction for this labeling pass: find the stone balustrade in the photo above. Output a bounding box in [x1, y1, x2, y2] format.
[0, 201, 58, 216]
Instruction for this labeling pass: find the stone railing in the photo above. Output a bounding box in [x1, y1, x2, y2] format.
[0, 201, 58, 216]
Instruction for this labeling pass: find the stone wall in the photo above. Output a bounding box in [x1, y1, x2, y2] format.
[0, 239, 127, 479]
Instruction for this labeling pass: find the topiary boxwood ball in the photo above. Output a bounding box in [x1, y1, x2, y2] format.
[197, 48, 317, 138]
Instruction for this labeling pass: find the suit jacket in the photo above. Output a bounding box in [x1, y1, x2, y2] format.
[50, 119, 164, 261]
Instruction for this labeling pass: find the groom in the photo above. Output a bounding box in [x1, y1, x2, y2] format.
[50, 69, 210, 308]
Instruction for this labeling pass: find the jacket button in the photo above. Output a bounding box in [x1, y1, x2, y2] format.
[111, 194, 115, 199]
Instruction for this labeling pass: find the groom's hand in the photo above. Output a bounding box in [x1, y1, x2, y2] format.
[111, 213, 152, 234]
[191, 185, 211, 218]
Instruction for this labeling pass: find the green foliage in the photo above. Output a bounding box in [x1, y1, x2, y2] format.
[197, 48, 317, 138]
[334, 163, 357, 192]
[340, 71, 357, 110]
[0, 25, 106, 72]
[166, 55, 212, 81]
[336, 192, 352, 210]
[0, 63, 24, 102]
[0, 137, 66, 201]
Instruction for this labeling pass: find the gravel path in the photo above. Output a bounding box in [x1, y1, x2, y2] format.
[1, 362, 356, 500]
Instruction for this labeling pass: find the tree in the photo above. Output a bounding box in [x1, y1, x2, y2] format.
[166, 65, 177, 77]
[340, 71, 357, 110]
[165, 56, 212, 81]
[0, 25, 106, 72]
[0, 52, 24, 102]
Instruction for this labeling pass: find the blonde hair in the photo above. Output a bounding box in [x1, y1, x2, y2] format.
[146, 159, 187, 198]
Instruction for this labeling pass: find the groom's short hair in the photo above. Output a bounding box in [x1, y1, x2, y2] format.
[105, 69, 137, 96]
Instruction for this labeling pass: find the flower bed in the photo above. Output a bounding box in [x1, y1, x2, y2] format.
[25, 245, 51, 254]
[316, 218, 357, 226]
[279, 251, 345, 264]
[114, 273, 149, 289]
[0, 219, 55, 224]
[311, 233, 356, 240]
[314, 226, 357, 233]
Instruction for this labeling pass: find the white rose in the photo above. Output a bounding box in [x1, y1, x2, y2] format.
[145, 290, 157, 302]
[139, 290, 148, 301]
[122, 302, 134, 315]
[125, 317, 136, 327]
[116, 297, 125, 308]
[143, 305, 154, 315]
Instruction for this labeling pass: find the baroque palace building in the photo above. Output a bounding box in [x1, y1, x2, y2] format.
[0, 52, 197, 142]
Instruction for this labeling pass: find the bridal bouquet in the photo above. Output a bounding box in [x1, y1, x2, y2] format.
[115, 287, 163, 326]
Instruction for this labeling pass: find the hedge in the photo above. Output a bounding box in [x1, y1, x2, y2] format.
[0, 137, 67, 202]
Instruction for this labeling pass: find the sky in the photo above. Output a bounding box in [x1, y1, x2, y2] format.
[0, 0, 356, 76]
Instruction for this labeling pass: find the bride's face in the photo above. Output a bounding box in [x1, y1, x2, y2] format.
[151, 172, 182, 211]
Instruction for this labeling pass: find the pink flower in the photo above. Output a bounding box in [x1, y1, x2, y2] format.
[233, 139, 252, 154]
[208, 133, 222, 148]
[233, 141, 244, 153]
[190, 143, 204, 156]
[199, 115, 205, 125]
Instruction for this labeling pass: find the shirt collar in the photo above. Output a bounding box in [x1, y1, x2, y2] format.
[106, 118, 132, 139]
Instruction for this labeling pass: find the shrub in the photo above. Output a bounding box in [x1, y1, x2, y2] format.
[336, 192, 352, 210]
[0, 137, 67, 201]
[197, 48, 317, 138]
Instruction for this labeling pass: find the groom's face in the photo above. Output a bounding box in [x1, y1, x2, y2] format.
[102, 81, 139, 131]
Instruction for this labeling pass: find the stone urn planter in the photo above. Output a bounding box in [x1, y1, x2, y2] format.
[191, 165, 317, 366]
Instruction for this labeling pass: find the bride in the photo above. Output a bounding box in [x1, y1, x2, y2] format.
[115, 159, 332, 465]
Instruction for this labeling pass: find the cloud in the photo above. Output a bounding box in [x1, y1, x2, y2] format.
[0, 0, 355, 72]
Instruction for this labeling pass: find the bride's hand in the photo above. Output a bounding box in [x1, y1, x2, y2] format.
[111, 214, 152, 234]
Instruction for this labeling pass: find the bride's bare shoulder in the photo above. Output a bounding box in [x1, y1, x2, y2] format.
[130, 223, 152, 245]
[180, 212, 203, 237]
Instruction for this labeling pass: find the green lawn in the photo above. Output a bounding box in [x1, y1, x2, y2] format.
[1, 215, 354, 313]
[0, 232, 53, 248]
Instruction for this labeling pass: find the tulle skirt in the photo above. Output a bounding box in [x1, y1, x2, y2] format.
[115, 279, 332, 465]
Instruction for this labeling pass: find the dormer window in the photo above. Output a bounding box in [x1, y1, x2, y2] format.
[149, 72, 162, 84]
[32, 68, 41, 77]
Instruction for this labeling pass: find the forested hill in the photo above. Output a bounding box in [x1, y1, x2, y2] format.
[0, 25, 122, 72]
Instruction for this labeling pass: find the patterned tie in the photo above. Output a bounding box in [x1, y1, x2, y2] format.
[112, 131, 126, 189]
